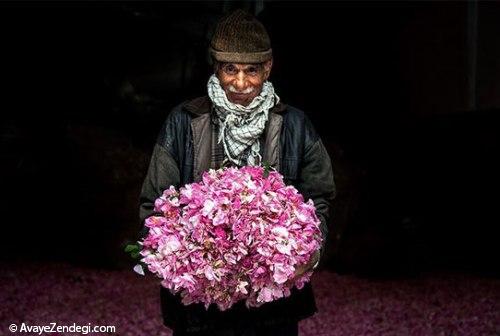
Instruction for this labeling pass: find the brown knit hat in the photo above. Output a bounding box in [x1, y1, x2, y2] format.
[210, 9, 272, 64]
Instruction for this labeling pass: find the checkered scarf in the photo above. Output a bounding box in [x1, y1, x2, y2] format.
[207, 74, 279, 167]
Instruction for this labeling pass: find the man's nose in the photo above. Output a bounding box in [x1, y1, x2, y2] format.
[234, 72, 246, 91]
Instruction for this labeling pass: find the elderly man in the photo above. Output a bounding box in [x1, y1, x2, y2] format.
[139, 9, 335, 336]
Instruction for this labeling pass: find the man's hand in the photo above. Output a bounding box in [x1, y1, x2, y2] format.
[288, 250, 320, 284]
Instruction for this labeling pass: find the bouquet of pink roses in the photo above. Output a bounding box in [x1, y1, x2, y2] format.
[133, 165, 322, 311]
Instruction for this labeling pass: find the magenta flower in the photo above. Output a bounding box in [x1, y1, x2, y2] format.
[138, 166, 323, 311]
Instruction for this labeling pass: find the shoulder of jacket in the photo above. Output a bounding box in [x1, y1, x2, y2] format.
[282, 105, 319, 144]
[181, 96, 211, 116]
[281, 104, 303, 116]
[156, 102, 192, 149]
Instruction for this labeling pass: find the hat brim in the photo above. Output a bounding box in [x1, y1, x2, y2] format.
[210, 48, 272, 64]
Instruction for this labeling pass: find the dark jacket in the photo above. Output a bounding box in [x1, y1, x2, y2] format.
[139, 96, 336, 332]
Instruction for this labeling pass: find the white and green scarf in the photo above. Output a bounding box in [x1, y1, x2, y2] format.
[207, 74, 280, 166]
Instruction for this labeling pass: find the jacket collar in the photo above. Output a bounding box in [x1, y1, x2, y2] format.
[183, 96, 287, 116]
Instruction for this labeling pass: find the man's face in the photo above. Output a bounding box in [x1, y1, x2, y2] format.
[215, 60, 272, 107]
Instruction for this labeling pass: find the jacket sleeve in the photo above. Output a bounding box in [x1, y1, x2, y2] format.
[138, 132, 181, 240]
[297, 131, 336, 263]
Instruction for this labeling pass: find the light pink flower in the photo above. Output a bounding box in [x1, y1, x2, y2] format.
[202, 199, 216, 216]
[257, 287, 273, 303]
[160, 235, 182, 255]
[272, 264, 290, 284]
[236, 281, 249, 295]
[271, 226, 289, 238]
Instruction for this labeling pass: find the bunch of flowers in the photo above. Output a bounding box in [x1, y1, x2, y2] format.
[137, 166, 322, 311]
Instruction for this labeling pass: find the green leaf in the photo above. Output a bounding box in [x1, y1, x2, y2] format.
[262, 162, 270, 178]
[262, 161, 275, 178]
[124, 244, 139, 253]
[131, 251, 140, 259]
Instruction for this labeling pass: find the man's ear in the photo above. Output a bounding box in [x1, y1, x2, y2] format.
[213, 60, 220, 75]
[263, 58, 273, 80]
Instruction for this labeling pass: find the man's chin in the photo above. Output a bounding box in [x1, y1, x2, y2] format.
[227, 92, 256, 106]
[228, 97, 251, 106]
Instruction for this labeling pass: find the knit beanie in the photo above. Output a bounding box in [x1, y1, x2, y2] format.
[210, 9, 272, 64]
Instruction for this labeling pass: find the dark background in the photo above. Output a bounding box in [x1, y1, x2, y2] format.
[1, 1, 498, 276]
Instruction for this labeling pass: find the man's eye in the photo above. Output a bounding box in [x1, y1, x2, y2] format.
[246, 67, 258, 75]
[223, 65, 237, 74]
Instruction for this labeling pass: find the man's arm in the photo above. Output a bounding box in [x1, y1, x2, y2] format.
[294, 119, 336, 273]
[138, 137, 181, 240]
[289, 125, 335, 280]
[299, 137, 336, 255]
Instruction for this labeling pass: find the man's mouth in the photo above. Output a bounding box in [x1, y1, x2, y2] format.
[228, 86, 255, 95]
[227, 92, 253, 106]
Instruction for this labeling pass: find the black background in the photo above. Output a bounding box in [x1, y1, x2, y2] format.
[1, 1, 498, 276]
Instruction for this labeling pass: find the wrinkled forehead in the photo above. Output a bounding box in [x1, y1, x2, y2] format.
[216, 62, 264, 70]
